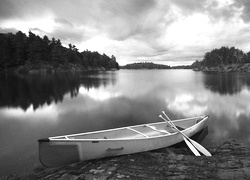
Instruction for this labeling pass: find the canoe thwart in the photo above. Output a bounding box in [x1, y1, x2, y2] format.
[107, 147, 124, 151]
[146, 125, 169, 134]
[126, 127, 149, 138]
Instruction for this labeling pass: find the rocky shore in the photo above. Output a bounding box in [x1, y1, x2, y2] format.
[4, 62, 117, 74]
[3, 139, 250, 180]
[196, 63, 250, 72]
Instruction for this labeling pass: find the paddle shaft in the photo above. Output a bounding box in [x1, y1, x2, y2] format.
[159, 115, 190, 140]
[158, 115, 200, 156]
[161, 112, 190, 139]
[160, 112, 212, 156]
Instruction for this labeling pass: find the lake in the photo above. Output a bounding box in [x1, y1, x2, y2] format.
[1, 69, 250, 177]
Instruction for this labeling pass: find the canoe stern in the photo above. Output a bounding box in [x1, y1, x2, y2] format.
[38, 139, 81, 167]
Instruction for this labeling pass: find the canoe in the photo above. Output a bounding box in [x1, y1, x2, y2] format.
[38, 115, 209, 167]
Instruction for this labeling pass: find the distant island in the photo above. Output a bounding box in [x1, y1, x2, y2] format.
[120, 62, 171, 69]
[191, 46, 250, 72]
[0, 31, 119, 73]
[121, 47, 250, 72]
[120, 62, 193, 70]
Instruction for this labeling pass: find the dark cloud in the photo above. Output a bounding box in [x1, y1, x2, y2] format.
[100, 0, 156, 17]
[233, 0, 250, 22]
[0, 0, 25, 20]
[170, 0, 240, 22]
[170, 0, 205, 13]
[0, 0, 159, 41]
[207, 2, 240, 22]
[1, 0, 250, 65]
[0, 0, 48, 20]
[96, 0, 163, 41]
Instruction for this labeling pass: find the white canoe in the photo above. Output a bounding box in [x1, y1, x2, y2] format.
[38, 115, 209, 167]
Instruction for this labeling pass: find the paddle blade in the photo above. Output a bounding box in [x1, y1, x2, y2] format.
[188, 139, 212, 156]
[183, 136, 201, 156]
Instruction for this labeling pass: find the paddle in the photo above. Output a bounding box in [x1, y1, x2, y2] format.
[160, 111, 212, 156]
[147, 125, 200, 156]
[158, 115, 201, 156]
[161, 111, 212, 156]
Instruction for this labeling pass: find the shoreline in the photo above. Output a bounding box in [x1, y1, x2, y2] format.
[3, 139, 250, 180]
[0, 63, 118, 74]
[194, 63, 250, 73]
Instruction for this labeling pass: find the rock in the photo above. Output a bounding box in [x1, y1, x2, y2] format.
[13, 62, 117, 74]
[56, 174, 78, 180]
[198, 63, 250, 72]
[5, 139, 250, 180]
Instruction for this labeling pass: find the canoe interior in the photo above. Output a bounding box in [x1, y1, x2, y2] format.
[39, 115, 208, 167]
[49, 116, 205, 140]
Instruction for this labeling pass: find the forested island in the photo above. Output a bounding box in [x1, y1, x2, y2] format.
[0, 31, 119, 73]
[120, 62, 170, 69]
[191, 46, 250, 72]
[121, 62, 193, 70]
[2, 31, 249, 73]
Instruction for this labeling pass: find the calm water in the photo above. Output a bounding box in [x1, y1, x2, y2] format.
[1, 70, 250, 176]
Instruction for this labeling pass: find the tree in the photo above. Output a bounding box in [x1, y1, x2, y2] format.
[0, 30, 120, 71]
[51, 44, 63, 67]
[14, 31, 27, 66]
[202, 46, 247, 67]
[245, 52, 250, 63]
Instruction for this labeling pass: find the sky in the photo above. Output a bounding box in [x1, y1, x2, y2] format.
[1, 0, 250, 66]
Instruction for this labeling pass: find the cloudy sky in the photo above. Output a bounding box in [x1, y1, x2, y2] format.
[1, 0, 250, 65]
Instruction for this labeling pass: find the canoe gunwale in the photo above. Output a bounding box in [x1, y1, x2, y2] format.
[43, 115, 209, 142]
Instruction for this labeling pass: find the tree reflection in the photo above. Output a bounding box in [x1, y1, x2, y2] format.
[202, 72, 250, 95]
[0, 72, 116, 111]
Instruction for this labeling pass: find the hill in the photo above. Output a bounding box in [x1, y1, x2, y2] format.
[191, 46, 250, 72]
[0, 31, 119, 73]
[120, 62, 170, 69]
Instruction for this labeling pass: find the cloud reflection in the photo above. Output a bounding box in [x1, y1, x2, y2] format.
[166, 94, 208, 116]
[0, 104, 58, 121]
[166, 87, 250, 119]
[1, 70, 250, 176]
[164, 83, 250, 144]
[79, 87, 122, 101]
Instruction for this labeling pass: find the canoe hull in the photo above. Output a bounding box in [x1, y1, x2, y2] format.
[39, 116, 208, 167]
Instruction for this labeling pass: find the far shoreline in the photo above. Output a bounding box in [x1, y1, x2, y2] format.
[0, 63, 119, 74]
[193, 63, 250, 73]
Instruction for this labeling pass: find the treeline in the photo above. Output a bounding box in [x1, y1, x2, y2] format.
[121, 62, 170, 69]
[0, 31, 119, 72]
[192, 46, 250, 69]
[0, 72, 116, 111]
[171, 65, 192, 69]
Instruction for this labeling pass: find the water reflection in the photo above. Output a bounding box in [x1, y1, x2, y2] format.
[0, 72, 117, 111]
[202, 72, 250, 95]
[1, 70, 250, 177]
[163, 71, 250, 147]
[0, 71, 118, 176]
